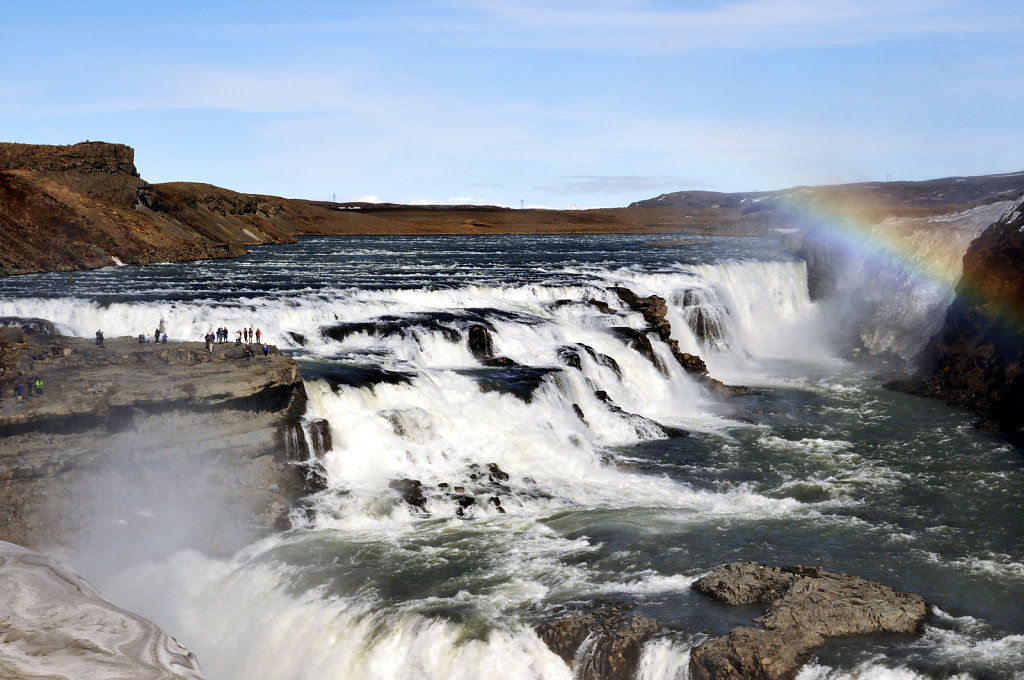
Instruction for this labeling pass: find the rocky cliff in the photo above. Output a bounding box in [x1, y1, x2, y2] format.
[0, 141, 302, 276]
[889, 196, 1024, 446]
[0, 321, 327, 566]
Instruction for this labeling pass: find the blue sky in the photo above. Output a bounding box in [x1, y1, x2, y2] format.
[3, 0, 1022, 208]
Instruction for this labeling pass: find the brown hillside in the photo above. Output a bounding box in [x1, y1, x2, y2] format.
[4, 141, 1024, 277]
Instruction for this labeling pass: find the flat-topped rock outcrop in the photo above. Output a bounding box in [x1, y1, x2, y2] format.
[690, 562, 928, 680]
[0, 325, 327, 563]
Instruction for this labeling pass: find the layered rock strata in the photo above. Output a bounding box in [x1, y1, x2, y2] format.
[0, 326, 326, 562]
[689, 562, 928, 680]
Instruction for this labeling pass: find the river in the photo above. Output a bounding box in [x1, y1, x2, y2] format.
[0, 232, 1021, 679]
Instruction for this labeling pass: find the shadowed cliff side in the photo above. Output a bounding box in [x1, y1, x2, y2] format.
[0, 324, 328, 567]
[889, 196, 1024, 447]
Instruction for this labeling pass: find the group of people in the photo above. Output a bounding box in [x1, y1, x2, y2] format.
[91, 325, 269, 355]
[5, 377, 43, 402]
[236, 327, 261, 344]
[204, 327, 267, 354]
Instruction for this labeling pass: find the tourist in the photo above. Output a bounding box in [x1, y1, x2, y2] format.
[255, 328, 261, 343]
[95, 330, 104, 347]
[161, 333, 167, 343]
[236, 329, 242, 345]
[262, 343, 269, 357]
[14, 382, 24, 401]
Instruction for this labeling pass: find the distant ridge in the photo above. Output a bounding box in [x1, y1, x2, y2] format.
[3, 140, 1023, 276]
[630, 171, 1024, 214]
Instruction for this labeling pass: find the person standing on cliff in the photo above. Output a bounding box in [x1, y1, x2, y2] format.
[255, 328, 261, 344]
[95, 330, 104, 348]
[14, 382, 24, 401]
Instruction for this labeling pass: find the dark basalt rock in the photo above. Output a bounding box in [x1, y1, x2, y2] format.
[557, 345, 583, 370]
[888, 195, 1024, 447]
[298, 361, 415, 389]
[609, 327, 662, 371]
[559, 343, 623, 377]
[389, 478, 427, 511]
[610, 287, 673, 341]
[690, 562, 928, 680]
[322, 316, 463, 344]
[535, 602, 659, 680]
[607, 289, 750, 394]
[486, 462, 509, 482]
[481, 356, 518, 367]
[467, 323, 495, 360]
[459, 365, 558, 403]
[591, 390, 688, 439]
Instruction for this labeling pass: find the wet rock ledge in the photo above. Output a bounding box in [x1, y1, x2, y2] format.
[0, 320, 328, 562]
[690, 562, 928, 680]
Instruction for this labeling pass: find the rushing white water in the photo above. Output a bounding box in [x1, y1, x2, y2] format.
[1, 232, 1021, 680]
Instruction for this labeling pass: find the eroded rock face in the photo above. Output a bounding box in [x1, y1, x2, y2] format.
[535, 603, 659, 680]
[467, 324, 495, 360]
[690, 562, 928, 680]
[0, 540, 204, 679]
[0, 141, 143, 207]
[889, 195, 1024, 446]
[610, 286, 750, 395]
[0, 330, 326, 561]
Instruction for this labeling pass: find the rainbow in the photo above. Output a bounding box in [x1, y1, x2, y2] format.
[779, 190, 1024, 333]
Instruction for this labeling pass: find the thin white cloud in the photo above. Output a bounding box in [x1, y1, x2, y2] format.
[437, 0, 1005, 51]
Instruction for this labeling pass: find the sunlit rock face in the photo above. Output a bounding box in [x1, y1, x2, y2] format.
[0, 540, 204, 679]
[891, 195, 1024, 446]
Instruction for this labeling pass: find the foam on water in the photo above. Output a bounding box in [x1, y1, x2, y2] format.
[4, 234, 1020, 680]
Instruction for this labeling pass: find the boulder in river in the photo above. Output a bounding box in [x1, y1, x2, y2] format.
[690, 562, 928, 680]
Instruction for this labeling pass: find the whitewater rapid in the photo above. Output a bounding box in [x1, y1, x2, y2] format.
[1, 233, 1021, 680]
